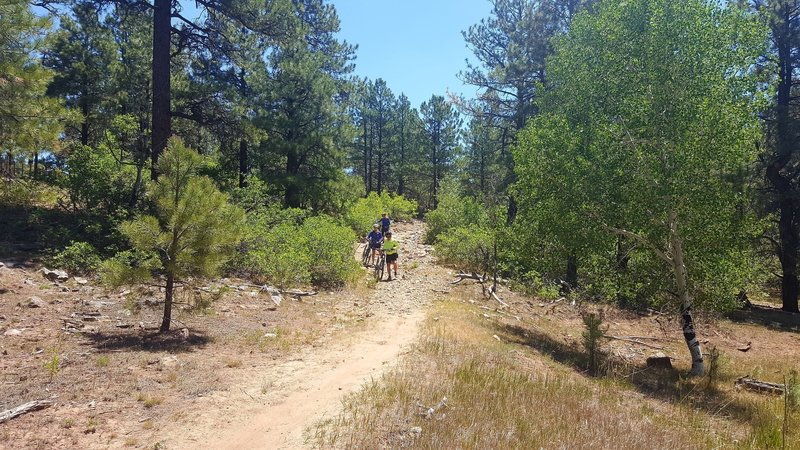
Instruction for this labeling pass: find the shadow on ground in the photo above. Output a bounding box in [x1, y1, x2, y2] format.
[727, 305, 800, 333]
[495, 321, 763, 425]
[83, 328, 212, 353]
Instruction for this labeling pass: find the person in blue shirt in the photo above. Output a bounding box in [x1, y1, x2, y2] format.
[379, 212, 391, 234]
[366, 224, 384, 266]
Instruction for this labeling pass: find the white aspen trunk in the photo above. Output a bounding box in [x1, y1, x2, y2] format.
[669, 211, 704, 376]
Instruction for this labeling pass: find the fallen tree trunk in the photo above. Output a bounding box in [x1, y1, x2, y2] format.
[735, 377, 785, 395]
[0, 400, 54, 424]
[451, 273, 486, 284]
[604, 335, 665, 350]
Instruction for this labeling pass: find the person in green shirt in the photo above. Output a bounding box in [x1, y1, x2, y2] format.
[383, 231, 399, 281]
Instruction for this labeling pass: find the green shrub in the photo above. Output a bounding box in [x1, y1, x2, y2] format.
[237, 215, 358, 288]
[434, 226, 493, 274]
[425, 180, 486, 243]
[0, 178, 56, 208]
[50, 241, 102, 275]
[61, 144, 140, 216]
[344, 192, 418, 234]
[302, 216, 359, 286]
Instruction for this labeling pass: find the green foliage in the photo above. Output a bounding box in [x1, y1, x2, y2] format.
[434, 226, 493, 274]
[345, 191, 418, 234]
[302, 216, 359, 286]
[43, 350, 60, 378]
[100, 249, 159, 288]
[62, 143, 140, 216]
[244, 222, 313, 287]
[582, 312, 606, 376]
[102, 138, 245, 331]
[50, 241, 101, 275]
[0, 178, 44, 208]
[513, 0, 769, 310]
[425, 180, 486, 243]
[0, 0, 70, 156]
[237, 214, 358, 288]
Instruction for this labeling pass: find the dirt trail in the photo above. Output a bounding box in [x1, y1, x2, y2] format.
[164, 220, 448, 449]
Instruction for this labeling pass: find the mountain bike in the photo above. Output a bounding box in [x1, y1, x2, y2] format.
[374, 249, 385, 281]
[361, 242, 372, 266]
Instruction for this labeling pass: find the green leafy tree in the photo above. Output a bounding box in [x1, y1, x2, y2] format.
[106, 138, 245, 332]
[515, 0, 767, 375]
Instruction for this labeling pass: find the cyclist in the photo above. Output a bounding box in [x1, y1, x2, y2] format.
[365, 223, 384, 266]
[383, 231, 399, 281]
[379, 212, 391, 234]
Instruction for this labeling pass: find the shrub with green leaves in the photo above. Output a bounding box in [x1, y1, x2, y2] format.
[434, 226, 493, 274]
[345, 192, 418, 234]
[237, 215, 358, 288]
[62, 144, 139, 216]
[0, 178, 43, 208]
[425, 180, 487, 243]
[302, 216, 359, 286]
[50, 241, 102, 275]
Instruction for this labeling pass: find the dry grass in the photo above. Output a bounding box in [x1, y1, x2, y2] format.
[312, 299, 800, 449]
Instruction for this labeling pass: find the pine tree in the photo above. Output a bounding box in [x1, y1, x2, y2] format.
[106, 138, 245, 332]
[0, 0, 69, 176]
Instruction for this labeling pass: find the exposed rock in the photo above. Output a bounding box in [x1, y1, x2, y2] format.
[73, 277, 88, 285]
[3, 329, 22, 336]
[41, 268, 68, 282]
[646, 352, 673, 370]
[27, 296, 47, 308]
[160, 355, 179, 369]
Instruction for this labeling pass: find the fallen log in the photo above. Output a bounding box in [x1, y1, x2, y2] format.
[451, 273, 486, 285]
[417, 396, 448, 418]
[735, 377, 785, 395]
[604, 335, 664, 350]
[0, 400, 54, 424]
[489, 285, 509, 308]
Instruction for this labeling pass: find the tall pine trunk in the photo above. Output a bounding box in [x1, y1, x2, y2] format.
[151, 0, 171, 180]
[239, 139, 248, 188]
[769, 9, 799, 313]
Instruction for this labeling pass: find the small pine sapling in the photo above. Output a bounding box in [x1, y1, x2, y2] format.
[103, 138, 245, 332]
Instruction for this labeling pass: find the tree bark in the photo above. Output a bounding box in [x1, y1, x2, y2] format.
[151, 0, 171, 180]
[239, 139, 248, 188]
[284, 149, 301, 208]
[669, 211, 704, 376]
[768, 6, 800, 313]
[160, 272, 174, 333]
[565, 254, 578, 290]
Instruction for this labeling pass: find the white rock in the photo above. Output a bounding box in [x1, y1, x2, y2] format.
[73, 277, 88, 285]
[41, 268, 68, 282]
[27, 296, 47, 308]
[3, 328, 22, 336]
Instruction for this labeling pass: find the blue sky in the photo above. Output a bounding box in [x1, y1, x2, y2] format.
[332, 1, 492, 108]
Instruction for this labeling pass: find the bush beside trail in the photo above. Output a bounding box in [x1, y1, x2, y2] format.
[345, 192, 418, 234]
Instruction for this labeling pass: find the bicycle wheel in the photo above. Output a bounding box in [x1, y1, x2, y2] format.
[374, 254, 385, 281]
[361, 244, 371, 266]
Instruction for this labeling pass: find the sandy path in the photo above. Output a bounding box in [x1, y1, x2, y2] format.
[164, 220, 444, 449]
